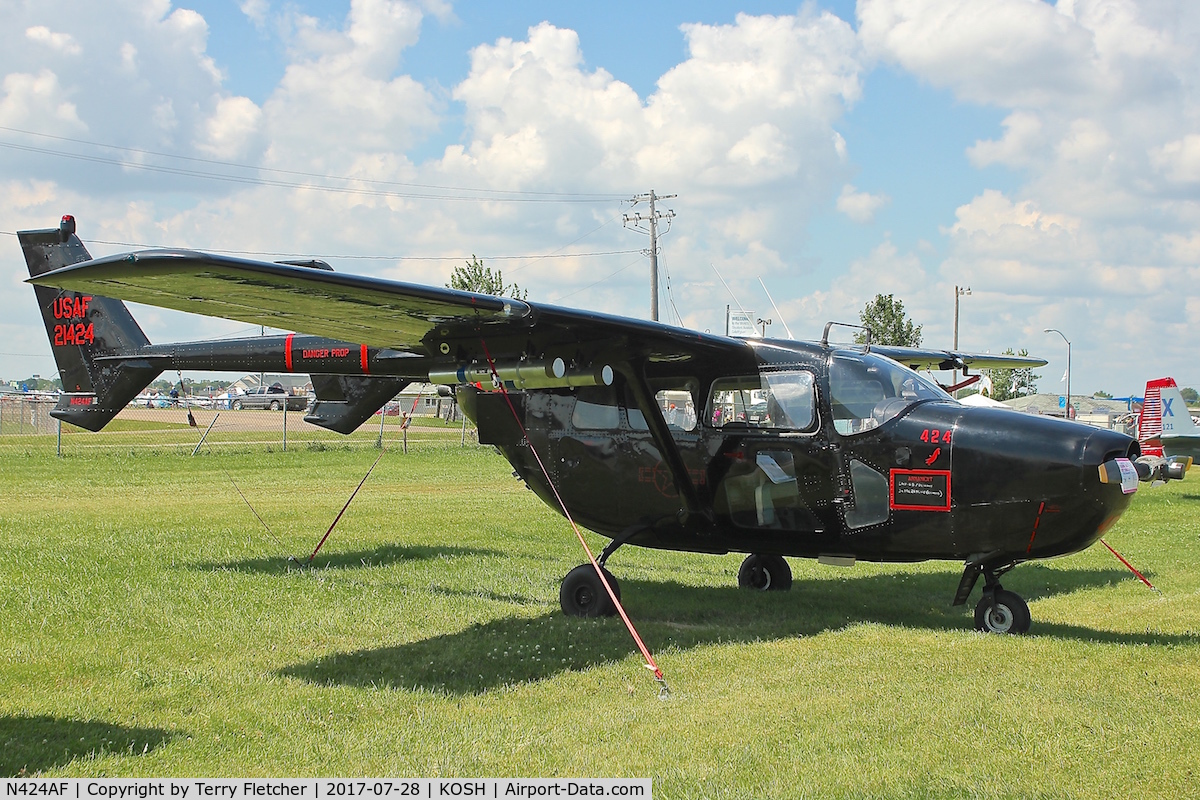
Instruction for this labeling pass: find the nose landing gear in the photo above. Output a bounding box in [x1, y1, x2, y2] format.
[957, 560, 1032, 634]
[974, 588, 1031, 634]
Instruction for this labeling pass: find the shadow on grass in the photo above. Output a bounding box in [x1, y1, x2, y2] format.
[427, 584, 557, 608]
[193, 543, 504, 574]
[1179, 494, 1200, 502]
[0, 715, 175, 777]
[280, 565, 1197, 695]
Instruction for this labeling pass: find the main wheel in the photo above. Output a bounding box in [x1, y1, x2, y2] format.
[559, 564, 620, 617]
[974, 589, 1031, 634]
[232, 399, 244, 410]
[737, 554, 793, 591]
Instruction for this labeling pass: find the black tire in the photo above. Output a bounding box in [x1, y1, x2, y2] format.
[269, 400, 281, 411]
[737, 554, 793, 591]
[559, 564, 620, 617]
[231, 399, 243, 410]
[974, 589, 1031, 634]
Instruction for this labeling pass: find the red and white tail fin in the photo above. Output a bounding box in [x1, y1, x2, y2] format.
[1138, 378, 1196, 456]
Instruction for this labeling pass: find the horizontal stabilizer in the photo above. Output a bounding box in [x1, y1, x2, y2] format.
[305, 375, 411, 434]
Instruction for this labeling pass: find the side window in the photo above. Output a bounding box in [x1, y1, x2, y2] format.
[571, 386, 620, 430]
[761, 371, 816, 431]
[708, 371, 816, 432]
[708, 378, 767, 428]
[658, 389, 697, 431]
[628, 384, 698, 432]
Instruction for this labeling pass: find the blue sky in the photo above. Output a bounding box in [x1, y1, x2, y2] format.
[2, 0, 1198, 396]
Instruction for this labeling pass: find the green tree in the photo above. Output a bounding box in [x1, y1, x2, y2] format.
[1181, 387, 1199, 405]
[854, 294, 922, 346]
[1092, 390, 1113, 399]
[20, 375, 61, 391]
[446, 256, 527, 299]
[983, 349, 1040, 402]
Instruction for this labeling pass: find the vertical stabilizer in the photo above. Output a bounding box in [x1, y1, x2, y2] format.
[1157, 381, 1197, 436]
[19, 215, 161, 431]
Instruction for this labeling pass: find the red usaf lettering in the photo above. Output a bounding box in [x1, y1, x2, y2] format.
[52, 295, 92, 319]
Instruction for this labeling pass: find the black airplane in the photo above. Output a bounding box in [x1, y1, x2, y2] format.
[21, 216, 1184, 635]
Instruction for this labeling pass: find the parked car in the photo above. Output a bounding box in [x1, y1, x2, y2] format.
[230, 385, 308, 411]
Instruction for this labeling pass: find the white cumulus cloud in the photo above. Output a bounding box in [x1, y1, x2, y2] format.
[836, 184, 889, 223]
[24, 26, 82, 55]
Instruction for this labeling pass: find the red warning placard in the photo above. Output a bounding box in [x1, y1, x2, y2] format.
[890, 469, 951, 511]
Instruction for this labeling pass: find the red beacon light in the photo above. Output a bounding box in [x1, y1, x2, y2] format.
[59, 214, 76, 241]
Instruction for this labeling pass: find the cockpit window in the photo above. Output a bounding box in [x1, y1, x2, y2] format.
[829, 352, 954, 435]
[708, 370, 816, 431]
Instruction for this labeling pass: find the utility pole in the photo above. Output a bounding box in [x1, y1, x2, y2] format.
[1045, 328, 1071, 419]
[624, 190, 676, 321]
[952, 285, 970, 395]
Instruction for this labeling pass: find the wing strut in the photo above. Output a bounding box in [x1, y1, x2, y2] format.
[480, 338, 671, 697]
[618, 360, 707, 524]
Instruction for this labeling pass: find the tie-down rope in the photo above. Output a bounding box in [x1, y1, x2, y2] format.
[479, 338, 670, 697]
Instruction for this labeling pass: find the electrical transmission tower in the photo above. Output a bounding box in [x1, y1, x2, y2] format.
[623, 190, 676, 321]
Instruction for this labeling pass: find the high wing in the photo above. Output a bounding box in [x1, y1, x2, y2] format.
[29, 248, 1048, 377]
[29, 249, 752, 369]
[870, 345, 1048, 373]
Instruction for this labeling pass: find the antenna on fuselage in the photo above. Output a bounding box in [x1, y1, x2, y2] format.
[711, 263, 746, 311]
[712, 263, 754, 338]
[757, 276, 794, 339]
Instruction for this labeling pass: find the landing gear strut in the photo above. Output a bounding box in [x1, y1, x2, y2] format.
[957, 561, 1031, 634]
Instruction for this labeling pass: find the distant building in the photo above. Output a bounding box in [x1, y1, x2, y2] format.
[227, 373, 311, 394]
[1004, 393, 1136, 433]
[395, 383, 457, 419]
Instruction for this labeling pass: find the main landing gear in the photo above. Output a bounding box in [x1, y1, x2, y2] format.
[737, 554, 793, 591]
[559, 564, 621, 617]
[956, 561, 1031, 634]
[558, 549, 797, 617]
[559, 523, 647, 617]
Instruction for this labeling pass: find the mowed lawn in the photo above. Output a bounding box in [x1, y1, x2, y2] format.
[2, 442, 1198, 797]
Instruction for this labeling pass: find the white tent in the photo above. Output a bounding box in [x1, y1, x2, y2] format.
[960, 392, 1011, 409]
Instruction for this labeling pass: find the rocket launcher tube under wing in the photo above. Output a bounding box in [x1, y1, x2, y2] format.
[429, 358, 614, 390]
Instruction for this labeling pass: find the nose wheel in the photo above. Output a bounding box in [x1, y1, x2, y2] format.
[974, 588, 1031, 634]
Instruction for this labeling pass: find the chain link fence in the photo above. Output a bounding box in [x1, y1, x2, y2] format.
[0, 394, 480, 455]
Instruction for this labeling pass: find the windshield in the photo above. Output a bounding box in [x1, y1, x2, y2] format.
[829, 351, 955, 435]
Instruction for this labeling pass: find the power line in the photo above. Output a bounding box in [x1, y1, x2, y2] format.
[551, 255, 645, 303]
[0, 126, 628, 204]
[503, 212, 626, 276]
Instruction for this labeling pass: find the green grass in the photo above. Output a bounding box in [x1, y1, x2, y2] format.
[0, 417, 474, 455]
[1, 444, 1198, 797]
